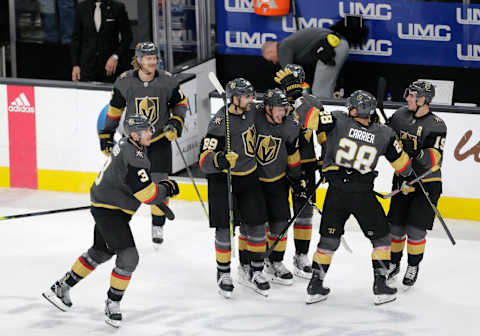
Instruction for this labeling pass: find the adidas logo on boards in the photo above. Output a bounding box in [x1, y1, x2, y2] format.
[8, 93, 35, 113]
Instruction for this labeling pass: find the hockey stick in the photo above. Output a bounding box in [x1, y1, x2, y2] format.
[167, 126, 209, 219]
[208, 72, 236, 257]
[291, 0, 300, 31]
[0, 206, 91, 220]
[376, 77, 389, 123]
[266, 179, 322, 258]
[375, 167, 436, 200]
[413, 171, 456, 246]
[308, 200, 353, 254]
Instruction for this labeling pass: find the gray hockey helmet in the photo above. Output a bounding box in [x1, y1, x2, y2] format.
[346, 90, 377, 118]
[403, 81, 435, 104]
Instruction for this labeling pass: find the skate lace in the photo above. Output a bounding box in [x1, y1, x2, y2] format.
[405, 265, 417, 280]
[152, 226, 163, 238]
[295, 254, 310, 268]
[217, 273, 233, 286]
[106, 299, 121, 315]
[251, 271, 268, 284]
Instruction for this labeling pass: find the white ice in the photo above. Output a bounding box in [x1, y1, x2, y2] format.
[0, 188, 478, 336]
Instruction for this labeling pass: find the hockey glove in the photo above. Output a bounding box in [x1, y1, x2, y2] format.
[163, 123, 178, 142]
[99, 130, 114, 156]
[214, 151, 239, 170]
[399, 172, 416, 195]
[313, 34, 339, 66]
[274, 67, 303, 100]
[158, 179, 180, 197]
[290, 175, 308, 199]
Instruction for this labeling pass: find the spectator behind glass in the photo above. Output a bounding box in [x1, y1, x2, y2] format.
[39, 0, 74, 44]
[71, 0, 132, 83]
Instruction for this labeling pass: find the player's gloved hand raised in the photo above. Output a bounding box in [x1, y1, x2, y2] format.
[158, 179, 180, 197]
[214, 151, 239, 170]
[290, 175, 308, 199]
[274, 67, 303, 100]
[163, 123, 178, 142]
[99, 130, 114, 156]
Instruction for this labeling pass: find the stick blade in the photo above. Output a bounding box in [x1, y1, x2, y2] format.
[208, 72, 225, 95]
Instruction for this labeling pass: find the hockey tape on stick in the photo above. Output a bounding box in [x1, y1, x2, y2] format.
[208, 72, 225, 96]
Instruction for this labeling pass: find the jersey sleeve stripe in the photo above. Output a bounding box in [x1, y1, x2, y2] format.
[176, 97, 188, 106]
[317, 131, 327, 144]
[287, 150, 301, 167]
[391, 152, 411, 173]
[428, 148, 442, 168]
[133, 182, 158, 203]
[107, 105, 123, 119]
[199, 150, 212, 168]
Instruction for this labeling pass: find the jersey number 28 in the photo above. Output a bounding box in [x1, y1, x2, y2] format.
[335, 138, 378, 174]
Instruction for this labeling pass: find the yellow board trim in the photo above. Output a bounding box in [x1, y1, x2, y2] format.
[0, 167, 10, 187]
[1, 167, 479, 221]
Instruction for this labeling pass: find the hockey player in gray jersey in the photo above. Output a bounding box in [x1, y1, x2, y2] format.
[254, 88, 307, 286]
[99, 42, 187, 246]
[43, 114, 180, 327]
[199, 78, 269, 297]
[387, 81, 447, 288]
[298, 91, 414, 305]
[275, 64, 327, 279]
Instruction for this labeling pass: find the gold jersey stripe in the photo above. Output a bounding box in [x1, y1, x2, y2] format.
[133, 182, 157, 203]
[301, 158, 317, 163]
[91, 203, 135, 215]
[99, 133, 111, 139]
[317, 131, 327, 144]
[229, 164, 257, 176]
[391, 151, 410, 172]
[429, 148, 442, 166]
[150, 131, 167, 143]
[199, 150, 213, 167]
[107, 105, 123, 118]
[151, 204, 165, 216]
[422, 177, 442, 183]
[287, 150, 301, 166]
[259, 172, 286, 183]
[322, 165, 340, 172]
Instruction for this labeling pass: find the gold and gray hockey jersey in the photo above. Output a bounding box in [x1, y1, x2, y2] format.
[199, 106, 257, 176]
[320, 110, 412, 178]
[254, 108, 302, 182]
[91, 137, 170, 214]
[389, 106, 447, 183]
[105, 69, 187, 143]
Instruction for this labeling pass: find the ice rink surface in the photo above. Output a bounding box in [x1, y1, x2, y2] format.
[1, 188, 478, 336]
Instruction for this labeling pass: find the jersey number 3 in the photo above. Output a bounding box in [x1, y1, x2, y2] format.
[335, 138, 378, 174]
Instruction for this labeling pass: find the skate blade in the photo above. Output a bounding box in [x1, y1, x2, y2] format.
[254, 288, 269, 297]
[293, 268, 312, 280]
[42, 290, 70, 312]
[238, 279, 269, 297]
[105, 317, 121, 328]
[402, 284, 414, 291]
[374, 294, 397, 305]
[218, 289, 233, 299]
[306, 293, 328, 304]
[271, 277, 294, 286]
[386, 276, 396, 287]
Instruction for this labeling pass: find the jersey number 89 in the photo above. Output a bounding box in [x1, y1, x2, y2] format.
[202, 138, 218, 151]
[335, 138, 378, 174]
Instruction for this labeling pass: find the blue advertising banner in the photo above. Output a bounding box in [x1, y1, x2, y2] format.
[216, 0, 480, 68]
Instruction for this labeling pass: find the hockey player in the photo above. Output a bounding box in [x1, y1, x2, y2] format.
[274, 64, 326, 279]
[99, 41, 187, 246]
[254, 88, 307, 286]
[299, 91, 413, 305]
[199, 78, 270, 297]
[42, 114, 180, 327]
[387, 81, 446, 288]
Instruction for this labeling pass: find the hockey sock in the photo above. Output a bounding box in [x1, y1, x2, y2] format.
[407, 238, 426, 266]
[391, 235, 406, 264]
[247, 225, 267, 272]
[68, 253, 97, 287]
[372, 246, 391, 276]
[238, 233, 249, 266]
[266, 230, 287, 263]
[293, 216, 312, 255]
[108, 267, 132, 302]
[312, 248, 333, 279]
[215, 228, 231, 273]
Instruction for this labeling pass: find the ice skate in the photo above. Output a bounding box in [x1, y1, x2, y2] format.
[152, 225, 164, 246]
[293, 253, 313, 279]
[265, 259, 294, 286]
[105, 298, 122, 328]
[373, 275, 397, 305]
[306, 272, 330, 304]
[42, 275, 72, 312]
[387, 262, 400, 285]
[402, 264, 419, 289]
[217, 271, 234, 299]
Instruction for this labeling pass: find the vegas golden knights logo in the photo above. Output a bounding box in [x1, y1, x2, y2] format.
[242, 125, 256, 158]
[256, 134, 282, 166]
[135, 97, 159, 124]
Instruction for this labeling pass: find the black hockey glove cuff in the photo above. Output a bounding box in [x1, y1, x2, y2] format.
[290, 175, 308, 199]
[99, 130, 114, 155]
[158, 179, 180, 197]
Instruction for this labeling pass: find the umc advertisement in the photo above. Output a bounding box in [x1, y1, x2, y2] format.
[217, 0, 480, 68]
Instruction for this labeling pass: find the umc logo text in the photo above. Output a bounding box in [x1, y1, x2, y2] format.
[397, 23, 451, 41]
[457, 44, 480, 61]
[349, 39, 392, 56]
[282, 16, 334, 32]
[339, 2, 391, 20]
[226, 31, 277, 48]
[457, 8, 480, 25]
[224, 0, 254, 12]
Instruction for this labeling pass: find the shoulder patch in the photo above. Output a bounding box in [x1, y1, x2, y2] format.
[119, 71, 129, 79]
